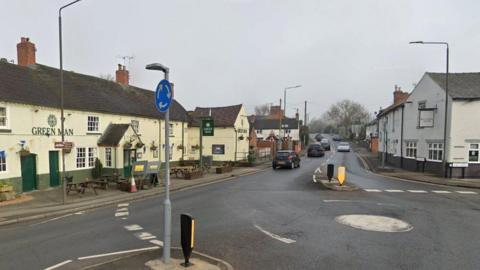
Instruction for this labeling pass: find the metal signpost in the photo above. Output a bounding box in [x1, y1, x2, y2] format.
[147, 63, 172, 263]
[199, 118, 214, 168]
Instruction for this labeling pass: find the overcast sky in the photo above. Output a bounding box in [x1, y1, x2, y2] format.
[1, 0, 479, 120]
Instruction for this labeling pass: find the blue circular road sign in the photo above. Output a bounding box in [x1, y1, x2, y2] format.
[155, 79, 172, 113]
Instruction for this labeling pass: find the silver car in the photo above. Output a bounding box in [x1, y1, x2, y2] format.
[337, 142, 351, 152]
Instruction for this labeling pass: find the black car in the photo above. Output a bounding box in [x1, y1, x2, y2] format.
[307, 144, 325, 157]
[272, 150, 301, 169]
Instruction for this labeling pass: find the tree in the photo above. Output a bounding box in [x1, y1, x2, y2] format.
[99, 73, 115, 81]
[308, 117, 327, 133]
[323, 99, 371, 137]
[254, 104, 270, 115]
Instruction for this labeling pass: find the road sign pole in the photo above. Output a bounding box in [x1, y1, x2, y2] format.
[163, 71, 171, 263]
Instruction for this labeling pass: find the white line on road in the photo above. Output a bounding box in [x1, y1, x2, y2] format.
[31, 213, 73, 226]
[455, 191, 478, 194]
[432, 190, 451, 194]
[135, 232, 157, 240]
[117, 208, 128, 212]
[124, 224, 143, 231]
[323, 199, 356, 202]
[115, 212, 129, 217]
[408, 190, 428, 193]
[149, 239, 164, 246]
[385, 189, 404, 193]
[364, 189, 382, 192]
[254, 224, 296, 244]
[43, 260, 72, 270]
[78, 246, 159, 260]
[312, 175, 317, 183]
[118, 203, 129, 207]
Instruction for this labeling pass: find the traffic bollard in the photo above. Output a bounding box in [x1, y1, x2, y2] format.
[327, 164, 334, 182]
[180, 214, 195, 267]
[337, 166, 346, 186]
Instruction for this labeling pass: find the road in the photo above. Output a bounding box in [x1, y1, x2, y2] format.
[0, 141, 479, 270]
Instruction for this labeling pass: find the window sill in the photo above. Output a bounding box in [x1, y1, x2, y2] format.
[426, 159, 442, 163]
[86, 132, 102, 135]
[0, 128, 12, 133]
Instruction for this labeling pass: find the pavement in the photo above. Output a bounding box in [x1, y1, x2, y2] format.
[0, 139, 479, 269]
[0, 163, 270, 226]
[355, 144, 480, 189]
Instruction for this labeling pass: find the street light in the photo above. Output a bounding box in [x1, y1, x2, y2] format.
[409, 41, 449, 175]
[146, 63, 172, 263]
[59, 0, 83, 204]
[281, 85, 302, 138]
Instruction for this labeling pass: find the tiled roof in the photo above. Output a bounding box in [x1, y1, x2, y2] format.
[190, 104, 243, 127]
[377, 94, 409, 117]
[428, 72, 480, 99]
[0, 62, 188, 121]
[97, 124, 130, 147]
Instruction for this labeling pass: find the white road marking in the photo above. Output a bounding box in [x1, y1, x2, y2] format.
[44, 260, 72, 270]
[149, 239, 164, 246]
[78, 246, 159, 260]
[124, 224, 143, 231]
[432, 190, 451, 194]
[385, 189, 404, 193]
[117, 208, 128, 212]
[31, 213, 73, 226]
[118, 203, 129, 207]
[323, 199, 355, 202]
[115, 212, 129, 217]
[74, 211, 85, 215]
[364, 189, 382, 192]
[408, 190, 427, 193]
[135, 232, 157, 240]
[122, 217, 127, 220]
[312, 175, 317, 183]
[456, 191, 477, 194]
[254, 224, 296, 244]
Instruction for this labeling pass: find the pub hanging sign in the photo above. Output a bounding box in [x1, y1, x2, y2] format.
[31, 114, 74, 136]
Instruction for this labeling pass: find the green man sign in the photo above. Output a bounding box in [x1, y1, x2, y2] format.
[202, 119, 214, 136]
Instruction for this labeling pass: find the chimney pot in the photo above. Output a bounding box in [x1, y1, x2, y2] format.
[115, 64, 129, 85]
[17, 37, 36, 66]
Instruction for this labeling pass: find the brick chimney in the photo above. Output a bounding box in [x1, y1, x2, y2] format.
[17, 37, 36, 66]
[393, 85, 409, 104]
[115, 64, 129, 85]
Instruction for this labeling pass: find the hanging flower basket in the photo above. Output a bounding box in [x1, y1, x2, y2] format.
[177, 145, 185, 150]
[135, 142, 144, 149]
[238, 135, 245, 140]
[123, 142, 132, 149]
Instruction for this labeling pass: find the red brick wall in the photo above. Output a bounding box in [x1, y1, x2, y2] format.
[17, 37, 36, 66]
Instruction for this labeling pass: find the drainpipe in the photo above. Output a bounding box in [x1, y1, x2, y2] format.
[400, 105, 405, 168]
[181, 120, 185, 160]
[234, 128, 238, 162]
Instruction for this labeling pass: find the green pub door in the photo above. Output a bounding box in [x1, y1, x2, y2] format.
[49, 151, 60, 187]
[21, 154, 37, 192]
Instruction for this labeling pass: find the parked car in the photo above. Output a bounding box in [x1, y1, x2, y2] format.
[272, 150, 301, 169]
[307, 144, 325, 157]
[315, 134, 323, 142]
[320, 138, 331, 151]
[332, 135, 342, 141]
[337, 142, 351, 152]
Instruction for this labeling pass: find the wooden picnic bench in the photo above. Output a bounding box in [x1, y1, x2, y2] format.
[66, 177, 98, 195]
[170, 166, 195, 178]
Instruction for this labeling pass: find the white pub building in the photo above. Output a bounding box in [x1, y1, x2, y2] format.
[0, 38, 190, 193]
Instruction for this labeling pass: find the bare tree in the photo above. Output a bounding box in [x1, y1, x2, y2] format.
[254, 104, 270, 115]
[323, 99, 371, 137]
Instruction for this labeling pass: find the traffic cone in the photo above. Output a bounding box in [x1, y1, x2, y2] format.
[130, 176, 137, 193]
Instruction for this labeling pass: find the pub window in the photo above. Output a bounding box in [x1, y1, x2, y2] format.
[469, 144, 479, 163]
[0, 106, 7, 128]
[256, 129, 262, 134]
[405, 142, 417, 158]
[87, 116, 99, 132]
[105, 148, 112, 167]
[212, 144, 225, 155]
[76, 147, 86, 168]
[88, 147, 97, 167]
[0, 150, 6, 172]
[427, 143, 443, 162]
[131, 120, 139, 133]
[169, 123, 174, 136]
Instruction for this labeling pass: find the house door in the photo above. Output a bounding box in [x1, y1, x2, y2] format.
[49, 151, 60, 187]
[21, 154, 37, 192]
[123, 149, 136, 177]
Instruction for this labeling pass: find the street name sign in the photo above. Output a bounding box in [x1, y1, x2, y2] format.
[155, 79, 172, 113]
[202, 119, 214, 136]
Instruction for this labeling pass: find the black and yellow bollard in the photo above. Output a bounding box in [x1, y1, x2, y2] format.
[180, 213, 195, 267]
[327, 164, 334, 182]
[337, 166, 346, 186]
